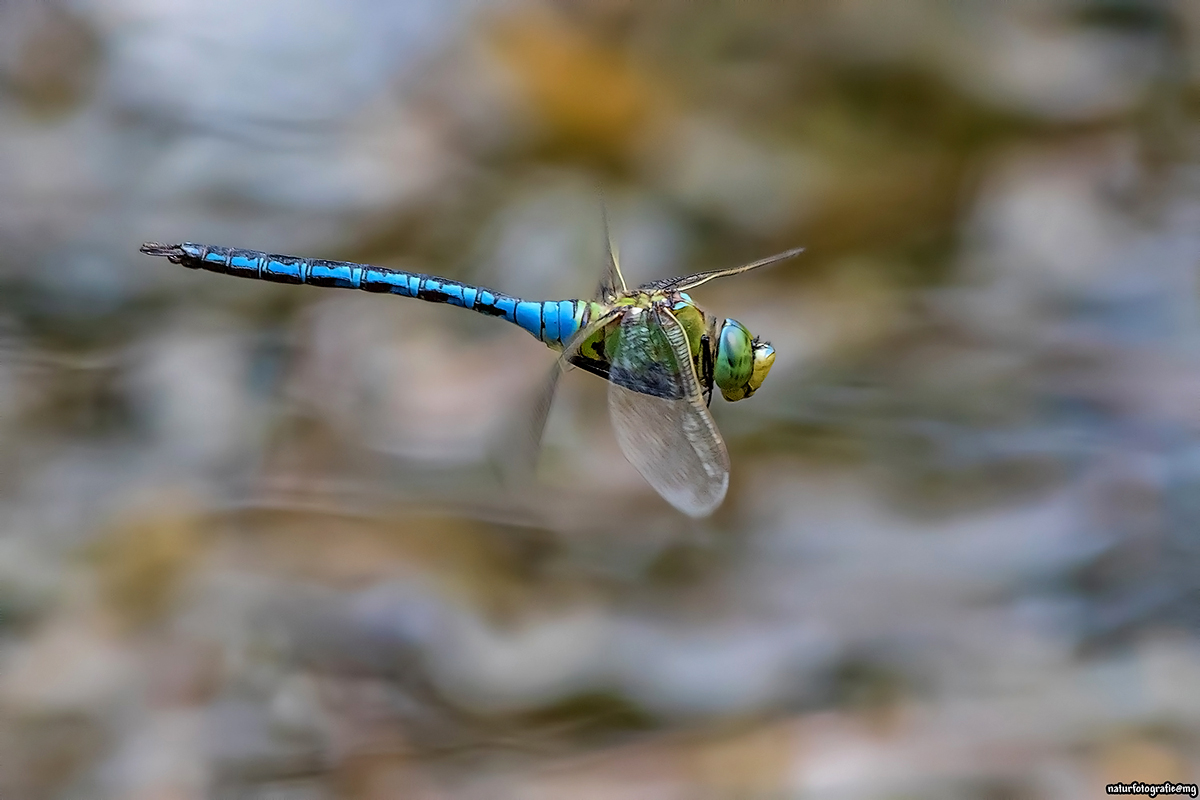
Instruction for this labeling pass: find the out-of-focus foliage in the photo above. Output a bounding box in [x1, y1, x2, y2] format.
[1, 0, 1200, 797]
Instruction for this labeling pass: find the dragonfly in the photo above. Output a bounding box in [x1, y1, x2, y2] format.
[140, 232, 801, 516]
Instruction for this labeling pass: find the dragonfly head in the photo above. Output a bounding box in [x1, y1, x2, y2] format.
[714, 318, 776, 401]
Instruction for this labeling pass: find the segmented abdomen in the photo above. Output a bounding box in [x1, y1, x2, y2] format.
[141, 242, 592, 348]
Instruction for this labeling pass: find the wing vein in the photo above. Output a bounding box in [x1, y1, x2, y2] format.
[607, 305, 729, 516]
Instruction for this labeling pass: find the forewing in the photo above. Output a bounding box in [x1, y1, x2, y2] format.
[608, 306, 730, 517]
[639, 246, 804, 292]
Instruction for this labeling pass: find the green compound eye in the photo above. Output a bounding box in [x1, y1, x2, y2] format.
[715, 319, 752, 400]
[710, 321, 758, 402]
[714, 318, 773, 401]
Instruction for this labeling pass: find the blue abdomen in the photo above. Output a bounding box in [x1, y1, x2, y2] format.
[141, 242, 587, 347]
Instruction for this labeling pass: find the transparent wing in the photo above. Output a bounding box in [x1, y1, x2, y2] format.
[608, 306, 730, 517]
[638, 246, 804, 293]
[492, 307, 627, 484]
[595, 202, 627, 303]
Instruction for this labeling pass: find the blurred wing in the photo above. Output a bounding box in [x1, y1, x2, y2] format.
[608, 306, 730, 517]
[492, 307, 626, 484]
[595, 202, 627, 303]
[639, 246, 804, 292]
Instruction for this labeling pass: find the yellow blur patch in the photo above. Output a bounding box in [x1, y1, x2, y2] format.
[85, 512, 206, 628]
[1096, 737, 1191, 792]
[488, 12, 663, 157]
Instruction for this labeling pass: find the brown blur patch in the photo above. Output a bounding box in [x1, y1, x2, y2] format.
[144, 638, 223, 708]
[688, 720, 798, 798]
[487, 10, 666, 162]
[1096, 736, 1193, 788]
[0, 713, 106, 800]
[86, 512, 208, 629]
[800, 149, 964, 260]
[213, 507, 561, 621]
[477, 718, 800, 798]
[1, 5, 100, 117]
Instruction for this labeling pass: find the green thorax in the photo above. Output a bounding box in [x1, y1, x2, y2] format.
[569, 291, 716, 393]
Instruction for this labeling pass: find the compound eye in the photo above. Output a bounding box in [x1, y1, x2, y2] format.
[715, 319, 754, 401]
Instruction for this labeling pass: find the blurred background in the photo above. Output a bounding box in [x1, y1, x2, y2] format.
[1, 0, 1200, 797]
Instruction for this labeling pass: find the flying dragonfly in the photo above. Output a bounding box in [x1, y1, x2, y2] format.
[140, 231, 801, 517]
